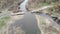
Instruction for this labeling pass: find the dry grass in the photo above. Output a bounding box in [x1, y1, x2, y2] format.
[36, 15, 60, 34]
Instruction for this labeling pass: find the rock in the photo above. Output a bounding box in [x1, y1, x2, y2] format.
[18, 7, 20, 9]
[52, 16, 58, 21]
[0, 12, 2, 13]
[56, 19, 60, 25]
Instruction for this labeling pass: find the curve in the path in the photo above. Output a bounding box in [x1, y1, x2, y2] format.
[8, 13, 41, 34]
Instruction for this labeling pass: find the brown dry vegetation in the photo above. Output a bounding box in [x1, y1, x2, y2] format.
[27, 0, 60, 10]
[27, 0, 60, 18]
[0, 0, 23, 12]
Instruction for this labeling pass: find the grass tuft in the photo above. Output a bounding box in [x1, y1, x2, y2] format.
[0, 16, 10, 28]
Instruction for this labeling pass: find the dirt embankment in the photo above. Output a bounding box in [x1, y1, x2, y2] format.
[36, 15, 60, 34]
[26, 0, 60, 11]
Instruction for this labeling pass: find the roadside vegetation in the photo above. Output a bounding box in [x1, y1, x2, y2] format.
[0, 0, 23, 28]
[48, 4, 60, 13]
[27, 0, 60, 10]
[0, 16, 10, 28]
[45, 3, 60, 17]
[0, 0, 23, 12]
[38, 15, 60, 34]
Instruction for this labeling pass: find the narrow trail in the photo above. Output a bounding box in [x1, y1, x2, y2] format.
[32, 5, 53, 12]
[3, 0, 60, 34]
